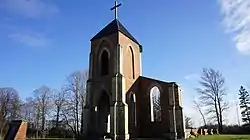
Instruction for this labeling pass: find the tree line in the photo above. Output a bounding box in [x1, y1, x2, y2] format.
[0, 69, 88, 138]
[185, 68, 250, 134]
[1, 67, 249, 137]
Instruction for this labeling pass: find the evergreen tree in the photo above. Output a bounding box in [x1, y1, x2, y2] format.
[239, 86, 250, 124]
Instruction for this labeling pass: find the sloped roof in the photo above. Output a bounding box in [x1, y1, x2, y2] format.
[91, 19, 142, 51]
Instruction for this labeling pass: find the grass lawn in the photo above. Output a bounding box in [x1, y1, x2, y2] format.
[187, 135, 250, 140]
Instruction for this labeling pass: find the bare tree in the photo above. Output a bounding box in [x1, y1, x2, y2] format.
[52, 89, 68, 128]
[80, 70, 88, 134]
[193, 100, 207, 128]
[150, 86, 162, 122]
[0, 87, 21, 137]
[196, 68, 228, 133]
[153, 94, 161, 121]
[33, 86, 52, 137]
[185, 116, 194, 129]
[21, 97, 36, 122]
[63, 69, 88, 136]
[33, 97, 41, 138]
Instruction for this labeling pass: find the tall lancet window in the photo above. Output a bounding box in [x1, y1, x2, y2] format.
[150, 86, 162, 122]
[130, 93, 136, 126]
[100, 50, 109, 76]
[129, 46, 135, 79]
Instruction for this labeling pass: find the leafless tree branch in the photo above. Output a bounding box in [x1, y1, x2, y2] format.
[196, 68, 228, 133]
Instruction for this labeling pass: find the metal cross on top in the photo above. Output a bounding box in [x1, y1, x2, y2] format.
[110, 1, 122, 19]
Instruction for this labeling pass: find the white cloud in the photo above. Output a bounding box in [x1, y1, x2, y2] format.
[8, 33, 50, 47]
[219, 0, 250, 54]
[1, 0, 59, 19]
[184, 73, 199, 81]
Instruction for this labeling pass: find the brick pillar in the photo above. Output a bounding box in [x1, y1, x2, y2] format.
[168, 84, 177, 140]
[110, 44, 129, 140]
[15, 121, 27, 140]
[175, 87, 185, 139]
[4, 120, 27, 140]
[83, 79, 97, 135]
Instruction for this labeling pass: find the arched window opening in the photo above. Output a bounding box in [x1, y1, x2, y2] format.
[129, 46, 135, 79]
[97, 91, 110, 135]
[100, 50, 109, 76]
[130, 93, 136, 126]
[150, 86, 162, 122]
[107, 114, 110, 133]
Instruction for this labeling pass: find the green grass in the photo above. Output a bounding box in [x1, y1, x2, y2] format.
[187, 135, 250, 140]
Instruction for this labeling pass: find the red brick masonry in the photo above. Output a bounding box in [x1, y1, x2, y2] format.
[14, 121, 27, 140]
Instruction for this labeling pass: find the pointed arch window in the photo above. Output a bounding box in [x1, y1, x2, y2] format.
[150, 86, 162, 122]
[130, 93, 136, 126]
[129, 46, 135, 79]
[100, 50, 109, 76]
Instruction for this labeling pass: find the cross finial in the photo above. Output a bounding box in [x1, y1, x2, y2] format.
[111, 1, 122, 19]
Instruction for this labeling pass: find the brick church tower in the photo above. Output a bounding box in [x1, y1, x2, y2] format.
[84, 1, 185, 140]
[84, 1, 142, 139]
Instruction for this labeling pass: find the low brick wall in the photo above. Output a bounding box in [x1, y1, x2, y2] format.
[185, 128, 219, 138]
[15, 121, 27, 140]
[4, 120, 27, 140]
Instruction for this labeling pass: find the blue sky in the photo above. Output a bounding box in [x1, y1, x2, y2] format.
[0, 0, 250, 126]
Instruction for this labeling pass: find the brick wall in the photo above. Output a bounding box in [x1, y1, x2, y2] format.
[4, 120, 27, 140]
[14, 121, 27, 140]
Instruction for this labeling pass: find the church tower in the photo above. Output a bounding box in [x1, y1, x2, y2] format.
[89, 19, 142, 92]
[84, 1, 185, 140]
[84, 1, 142, 140]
